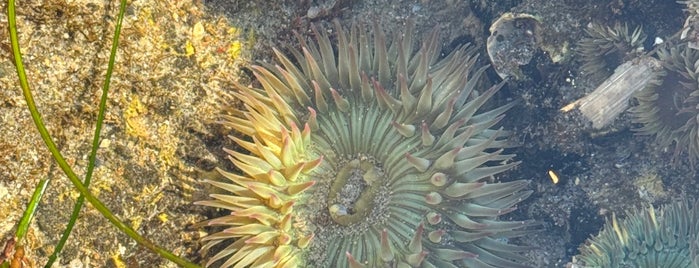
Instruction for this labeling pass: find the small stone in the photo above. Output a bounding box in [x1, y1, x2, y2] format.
[99, 139, 111, 148]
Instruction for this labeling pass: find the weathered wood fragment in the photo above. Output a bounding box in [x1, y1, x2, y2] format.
[561, 56, 661, 129]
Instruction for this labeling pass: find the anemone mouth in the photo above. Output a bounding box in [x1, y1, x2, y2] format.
[575, 199, 699, 267]
[631, 45, 699, 164]
[324, 157, 387, 226]
[577, 23, 646, 83]
[196, 20, 537, 268]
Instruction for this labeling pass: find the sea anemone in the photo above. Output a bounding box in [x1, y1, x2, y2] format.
[577, 22, 646, 83]
[196, 20, 537, 268]
[574, 199, 699, 267]
[630, 45, 699, 164]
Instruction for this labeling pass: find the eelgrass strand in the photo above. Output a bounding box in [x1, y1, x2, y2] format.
[7, 0, 200, 266]
[16, 179, 49, 243]
[45, 0, 134, 266]
[1, 179, 49, 268]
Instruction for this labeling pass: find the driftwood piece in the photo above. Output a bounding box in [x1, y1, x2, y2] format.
[561, 56, 662, 129]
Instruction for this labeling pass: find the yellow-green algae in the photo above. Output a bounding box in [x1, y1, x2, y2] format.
[0, 0, 249, 265]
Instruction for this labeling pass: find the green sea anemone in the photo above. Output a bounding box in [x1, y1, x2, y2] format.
[577, 22, 646, 83]
[574, 199, 699, 267]
[630, 45, 699, 164]
[196, 20, 537, 268]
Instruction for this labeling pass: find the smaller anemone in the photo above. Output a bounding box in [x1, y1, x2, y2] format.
[575, 199, 699, 267]
[630, 45, 699, 165]
[577, 22, 646, 83]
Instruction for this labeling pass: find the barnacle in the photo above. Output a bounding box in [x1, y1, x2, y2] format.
[575, 199, 699, 267]
[577, 22, 646, 83]
[630, 45, 699, 164]
[196, 20, 537, 268]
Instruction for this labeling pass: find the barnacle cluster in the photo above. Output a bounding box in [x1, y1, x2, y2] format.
[630, 45, 699, 164]
[577, 23, 646, 83]
[575, 199, 699, 267]
[197, 21, 537, 267]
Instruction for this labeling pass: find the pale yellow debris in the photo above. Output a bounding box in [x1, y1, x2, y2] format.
[548, 170, 560, 184]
